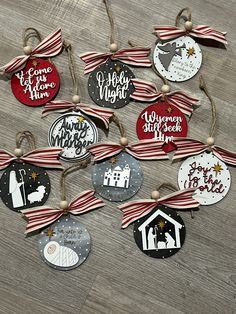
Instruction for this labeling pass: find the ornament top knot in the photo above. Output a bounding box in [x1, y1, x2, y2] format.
[120, 137, 128, 147]
[161, 84, 170, 94]
[14, 148, 23, 157]
[23, 45, 32, 55]
[206, 137, 214, 146]
[184, 21, 193, 31]
[151, 190, 160, 200]
[110, 43, 118, 53]
[72, 95, 80, 104]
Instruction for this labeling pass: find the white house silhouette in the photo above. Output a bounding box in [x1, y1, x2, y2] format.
[138, 209, 183, 251]
[103, 164, 131, 188]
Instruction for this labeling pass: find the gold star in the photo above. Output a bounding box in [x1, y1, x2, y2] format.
[77, 116, 85, 123]
[32, 60, 38, 67]
[109, 157, 117, 164]
[166, 107, 173, 114]
[186, 47, 195, 58]
[30, 171, 39, 181]
[158, 220, 165, 230]
[213, 162, 223, 176]
[114, 64, 121, 73]
[46, 227, 55, 239]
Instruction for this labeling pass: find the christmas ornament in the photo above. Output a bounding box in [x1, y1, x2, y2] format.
[0, 131, 62, 212]
[79, 0, 152, 109]
[131, 68, 199, 152]
[44, 42, 114, 162]
[21, 159, 105, 270]
[0, 28, 62, 106]
[174, 76, 236, 205]
[88, 114, 169, 202]
[153, 8, 227, 82]
[118, 184, 199, 258]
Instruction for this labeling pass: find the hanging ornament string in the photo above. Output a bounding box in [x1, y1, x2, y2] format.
[88, 113, 169, 161]
[172, 76, 236, 165]
[0, 131, 63, 170]
[0, 28, 62, 73]
[130, 64, 199, 116]
[79, 0, 152, 74]
[118, 184, 199, 228]
[22, 27, 42, 47]
[21, 159, 105, 234]
[42, 41, 114, 129]
[153, 7, 227, 44]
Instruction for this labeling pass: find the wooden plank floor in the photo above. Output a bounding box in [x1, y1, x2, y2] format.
[0, 0, 235, 313]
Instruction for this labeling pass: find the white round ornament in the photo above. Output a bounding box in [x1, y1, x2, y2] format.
[178, 152, 231, 205]
[154, 36, 202, 82]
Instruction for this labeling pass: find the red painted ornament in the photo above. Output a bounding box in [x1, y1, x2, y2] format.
[136, 102, 188, 152]
[11, 58, 60, 107]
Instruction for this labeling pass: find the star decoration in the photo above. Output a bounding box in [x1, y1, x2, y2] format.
[158, 220, 165, 230]
[109, 157, 117, 165]
[213, 161, 223, 176]
[30, 171, 39, 181]
[186, 47, 195, 58]
[32, 60, 38, 67]
[77, 116, 85, 123]
[114, 64, 121, 73]
[46, 227, 55, 239]
[166, 107, 173, 114]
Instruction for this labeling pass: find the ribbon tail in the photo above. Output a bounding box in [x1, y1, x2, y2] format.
[118, 199, 157, 228]
[79, 104, 113, 129]
[167, 92, 199, 117]
[32, 28, 63, 57]
[130, 79, 161, 102]
[158, 188, 199, 209]
[79, 51, 111, 74]
[113, 48, 152, 67]
[191, 25, 227, 45]
[127, 140, 169, 160]
[0, 149, 16, 170]
[153, 26, 186, 40]
[87, 142, 123, 161]
[42, 100, 74, 117]
[21, 206, 63, 234]
[22, 147, 63, 169]
[212, 146, 236, 166]
[172, 138, 208, 160]
[0, 55, 29, 74]
[68, 190, 105, 214]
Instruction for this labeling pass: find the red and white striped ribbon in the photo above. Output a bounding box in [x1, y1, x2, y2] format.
[118, 188, 199, 228]
[131, 79, 199, 116]
[79, 47, 152, 74]
[172, 138, 236, 166]
[21, 190, 105, 234]
[88, 139, 169, 162]
[42, 100, 114, 129]
[153, 25, 227, 44]
[0, 29, 62, 73]
[0, 147, 63, 170]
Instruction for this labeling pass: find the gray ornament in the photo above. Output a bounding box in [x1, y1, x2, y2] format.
[92, 152, 143, 202]
[38, 216, 91, 271]
[48, 112, 98, 161]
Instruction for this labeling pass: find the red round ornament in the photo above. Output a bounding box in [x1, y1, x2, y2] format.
[136, 102, 188, 152]
[11, 58, 60, 107]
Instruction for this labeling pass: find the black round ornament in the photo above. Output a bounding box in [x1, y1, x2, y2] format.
[133, 205, 185, 258]
[88, 59, 135, 109]
[0, 162, 50, 212]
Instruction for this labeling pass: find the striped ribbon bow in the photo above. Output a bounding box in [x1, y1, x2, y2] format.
[118, 188, 199, 228]
[153, 25, 227, 45]
[131, 79, 199, 116]
[21, 190, 105, 234]
[88, 139, 169, 162]
[42, 100, 114, 129]
[172, 138, 236, 165]
[79, 47, 152, 74]
[0, 147, 63, 170]
[0, 29, 62, 73]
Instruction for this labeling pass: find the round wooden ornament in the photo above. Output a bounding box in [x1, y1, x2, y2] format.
[136, 101, 188, 152]
[153, 36, 202, 82]
[133, 205, 186, 258]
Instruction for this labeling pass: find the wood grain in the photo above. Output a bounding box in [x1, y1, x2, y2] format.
[0, 0, 235, 313]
